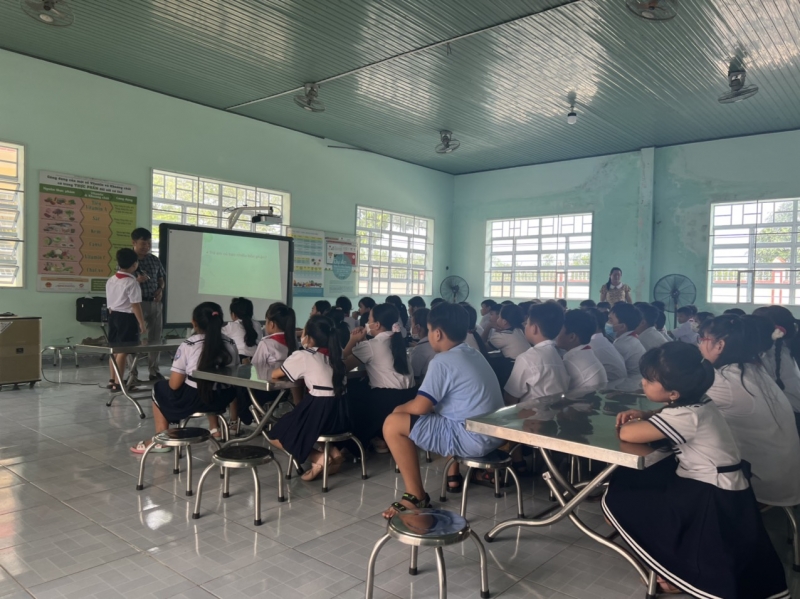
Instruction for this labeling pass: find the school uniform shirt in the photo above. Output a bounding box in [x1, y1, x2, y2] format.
[649, 402, 749, 490]
[221, 319, 264, 358]
[105, 271, 141, 313]
[409, 337, 436, 380]
[612, 332, 646, 392]
[464, 332, 481, 352]
[479, 313, 492, 332]
[670, 320, 698, 344]
[563, 345, 608, 397]
[171, 333, 238, 389]
[252, 332, 290, 366]
[658, 329, 671, 342]
[760, 345, 800, 413]
[343, 315, 358, 331]
[505, 340, 569, 401]
[352, 331, 414, 389]
[280, 347, 344, 396]
[706, 363, 800, 506]
[638, 326, 667, 352]
[590, 333, 627, 388]
[488, 328, 531, 360]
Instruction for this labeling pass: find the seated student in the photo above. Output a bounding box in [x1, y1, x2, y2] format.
[409, 308, 435, 383]
[310, 300, 331, 317]
[408, 296, 426, 320]
[699, 315, 800, 506]
[484, 303, 530, 360]
[105, 248, 147, 392]
[479, 299, 497, 332]
[670, 306, 698, 344]
[579, 299, 596, 310]
[723, 308, 746, 316]
[222, 297, 263, 363]
[461, 303, 488, 355]
[352, 296, 376, 323]
[381, 303, 504, 516]
[586, 308, 627, 388]
[556, 310, 608, 397]
[430, 297, 446, 309]
[556, 299, 567, 311]
[131, 302, 237, 453]
[632, 302, 666, 352]
[385, 295, 410, 336]
[344, 303, 416, 452]
[607, 302, 646, 391]
[335, 296, 357, 330]
[596, 301, 611, 313]
[653, 306, 670, 341]
[504, 302, 569, 404]
[268, 315, 349, 481]
[608, 343, 789, 599]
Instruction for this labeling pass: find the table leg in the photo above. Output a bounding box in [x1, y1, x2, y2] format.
[108, 354, 146, 418]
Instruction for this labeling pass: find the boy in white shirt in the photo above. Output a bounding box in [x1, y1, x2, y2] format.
[608, 303, 647, 392]
[479, 299, 496, 333]
[586, 308, 627, 388]
[556, 310, 608, 398]
[485, 304, 530, 360]
[670, 306, 699, 344]
[105, 248, 147, 392]
[633, 303, 667, 352]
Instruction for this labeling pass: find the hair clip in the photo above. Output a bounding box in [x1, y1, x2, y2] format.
[211, 311, 219, 317]
[772, 325, 786, 341]
[391, 323, 402, 333]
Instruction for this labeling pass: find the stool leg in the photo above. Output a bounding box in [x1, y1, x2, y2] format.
[783, 506, 800, 572]
[439, 456, 456, 502]
[192, 463, 215, 519]
[469, 531, 490, 599]
[505, 463, 525, 518]
[494, 468, 502, 499]
[135, 440, 158, 490]
[53, 349, 59, 368]
[408, 545, 419, 575]
[646, 569, 658, 599]
[74, 347, 79, 368]
[322, 442, 330, 493]
[271, 458, 286, 502]
[223, 467, 231, 498]
[219, 416, 229, 442]
[210, 436, 225, 480]
[352, 436, 369, 480]
[365, 534, 391, 599]
[173, 443, 180, 475]
[185, 445, 193, 496]
[434, 546, 447, 599]
[460, 466, 473, 517]
[286, 454, 294, 480]
[252, 467, 262, 526]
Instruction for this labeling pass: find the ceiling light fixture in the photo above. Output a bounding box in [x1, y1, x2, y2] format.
[567, 111, 577, 125]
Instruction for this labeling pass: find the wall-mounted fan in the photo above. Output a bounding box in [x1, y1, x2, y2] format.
[653, 274, 696, 328]
[294, 83, 325, 113]
[440, 275, 469, 303]
[21, 0, 73, 26]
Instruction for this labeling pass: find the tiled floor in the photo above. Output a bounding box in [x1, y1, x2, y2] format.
[0, 360, 798, 599]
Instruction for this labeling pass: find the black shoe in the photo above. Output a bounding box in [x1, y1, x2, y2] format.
[149, 372, 165, 381]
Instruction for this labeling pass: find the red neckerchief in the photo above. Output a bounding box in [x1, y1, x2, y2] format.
[581, 345, 591, 350]
[316, 347, 330, 356]
[269, 333, 287, 347]
[115, 272, 134, 279]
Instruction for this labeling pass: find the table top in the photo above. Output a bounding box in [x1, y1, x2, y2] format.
[466, 390, 672, 469]
[191, 362, 365, 391]
[75, 340, 183, 354]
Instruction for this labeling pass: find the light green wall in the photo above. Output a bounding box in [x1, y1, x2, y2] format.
[0, 50, 454, 344]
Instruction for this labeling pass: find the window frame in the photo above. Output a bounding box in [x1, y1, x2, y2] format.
[356, 205, 434, 296]
[484, 212, 593, 300]
[0, 141, 25, 288]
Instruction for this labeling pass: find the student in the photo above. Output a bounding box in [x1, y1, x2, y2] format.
[723, 308, 746, 316]
[430, 298, 446, 309]
[268, 315, 349, 481]
[586, 308, 627, 388]
[335, 296, 357, 330]
[653, 307, 670, 340]
[607, 343, 789, 599]
[310, 300, 331, 317]
[353, 296, 376, 323]
[555, 299, 567, 311]
[596, 301, 611, 313]
[222, 297, 263, 362]
[485, 303, 530, 360]
[650, 300, 666, 312]
[105, 248, 147, 392]
[504, 302, 569, 404]
[131, 302, 237, 453]
[699, 315, 800, 506]
[408, 296, 426, 319]
[409, 308, 435, 383]
[670, 306, 698, 344]
[632, 303, 666, 352]
[381, 303, 504, 516]
[344, 303, 416, 452]
[694, 311, 714, 327]
[598, 267, 632, 306]
[479, 299, 497, 332]
[328, 309, 352, 349]
[607, 303, 646, 391]
[579, 299, 596, 310]
[461, 303, 488, 355]
[385, 295, 410, 333]
[556, 310, 608, 397]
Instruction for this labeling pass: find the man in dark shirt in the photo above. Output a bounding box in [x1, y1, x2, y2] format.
[129, 227, 166, 381]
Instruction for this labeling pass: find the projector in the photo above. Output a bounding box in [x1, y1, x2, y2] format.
[251, 213, 281, 225]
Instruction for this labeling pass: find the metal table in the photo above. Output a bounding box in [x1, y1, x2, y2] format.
[466, 390, 671, 599]
[75, 340, 183, 418]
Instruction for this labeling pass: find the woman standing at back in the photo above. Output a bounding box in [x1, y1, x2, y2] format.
[599, 267, 632, 306]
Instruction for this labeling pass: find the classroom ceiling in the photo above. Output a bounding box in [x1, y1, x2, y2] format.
[2, 0, 800, 174]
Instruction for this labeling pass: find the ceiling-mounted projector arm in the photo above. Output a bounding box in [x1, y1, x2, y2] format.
[225, 206, 282, 230]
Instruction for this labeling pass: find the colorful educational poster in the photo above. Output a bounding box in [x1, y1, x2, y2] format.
[290, 228, 325, 297]
[36, 171, 137, 293]
[324, 234, 358, 297]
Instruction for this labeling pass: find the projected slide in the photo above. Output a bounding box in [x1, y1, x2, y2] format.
[199, 233, 281, 298]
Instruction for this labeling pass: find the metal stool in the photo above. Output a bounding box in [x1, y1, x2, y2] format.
[762, 504, 800, 571]
[366, 508, 490, 599]
[41, 344, 79, 368]
[192, 445, 285, 526]
[180, 411, 230, 442]
[287, 431, 368, 492]
[136, 428, 220, 496]
[439, 450, 524, 518]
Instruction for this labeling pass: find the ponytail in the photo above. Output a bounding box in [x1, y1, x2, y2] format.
[775, 337, 786, 390]
[265, 303, 297, 355]
[194, 302, 233, 404]
[792, 319, 800, 369]
[372, 303, 410, 375]
[305, 315, 347, 397]
[752, 305, 800, 385]
[230, 297, 257, 347]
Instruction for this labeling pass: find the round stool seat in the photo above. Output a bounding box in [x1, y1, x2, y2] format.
[212, 445, 273, 469]
[155, 427, 211, 445]
[388, 509, 470, 547]
[455, 449, 512, 470]
[317, 431, 354, 443]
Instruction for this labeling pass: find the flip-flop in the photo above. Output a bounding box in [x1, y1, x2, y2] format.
[130, 441, 172, 454]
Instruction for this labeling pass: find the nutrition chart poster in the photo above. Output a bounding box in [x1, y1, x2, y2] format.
[290, 228, 325, 297]
[36, 171, 137, 293]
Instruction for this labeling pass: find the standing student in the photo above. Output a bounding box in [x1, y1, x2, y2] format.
[106, 248, 147, 392]
[598, 267, 632, 306]
[485, 303, 530, 360]
[222, 297, 263, 362]
[633, 303, 667, 352]
[129, 228, 166, 382]
[607, 343, 790, 599]
[131, 302, 237, 453]
[335, 296, 357, 330]
[607, 303, 646, 391]
[556, 310, 608, 397]
[586, 308, 626, 388]
[409, 308, 435, 383]
[381, 303, 504, 516]
[670, 306, 698, 344]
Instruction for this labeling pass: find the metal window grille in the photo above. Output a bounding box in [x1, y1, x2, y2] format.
[0, 142, 24, 288]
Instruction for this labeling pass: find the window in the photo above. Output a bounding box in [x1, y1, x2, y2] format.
[356, 206, 433, 296]
[151, 170, 290, 254]
[708, 199, 800, 305]
[485, 213, 592, 299]
[0, 142, 24, 288]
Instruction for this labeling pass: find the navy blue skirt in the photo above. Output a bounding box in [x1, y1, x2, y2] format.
[153, 380, 236, 423]
[267, 392, 350, 463]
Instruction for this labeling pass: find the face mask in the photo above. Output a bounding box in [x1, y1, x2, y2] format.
[604, 323, 615, 339]
[367, 323, 379, 336]
[300, 335, 309, 349]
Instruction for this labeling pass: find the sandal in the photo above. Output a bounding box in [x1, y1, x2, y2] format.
[130, 440, 172, 454]
[472, 469, 508, 489]
[301, 454, 332, 481]
[109, 383, 121, 393]
[383, 492, 432, 519]
[657, 577, 683, 594]
[327, 451, 345, 476]
[446, 473, 464, 493]
[209, 427, 223, 441]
